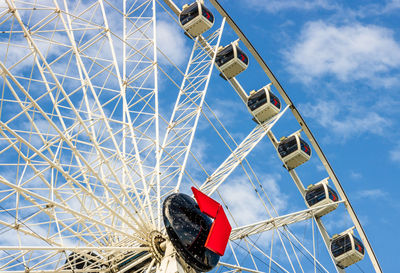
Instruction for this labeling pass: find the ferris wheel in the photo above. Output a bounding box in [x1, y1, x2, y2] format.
[0, 0, 383, 272]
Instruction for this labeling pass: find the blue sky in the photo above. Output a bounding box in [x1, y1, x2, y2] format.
[0, 0, 398, 272]
[214, 0, 400, 271]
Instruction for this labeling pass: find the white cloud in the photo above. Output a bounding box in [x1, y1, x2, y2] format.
[385, 0, 400, 10]
[301, 100, 391, 140]
[324, 211, 353, 231]
[156, 19, 189, 66]
[355, 189, 387, 199]
[209, 98, 248, 127]
[221, 179, 265, 227]
[338, 1, 400, 19]
[356, 0, 400, 16]
[350, 171, 362, 180]
[221, 173, 287, 227]
[243, 0, 335, 13]
[390, 143, 400, 162]
[286, 21, 400, 85]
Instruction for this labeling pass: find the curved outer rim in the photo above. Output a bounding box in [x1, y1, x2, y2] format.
[161, 0, 382, 272]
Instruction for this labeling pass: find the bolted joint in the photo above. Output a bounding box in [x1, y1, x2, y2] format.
[45, 203, 54, 209]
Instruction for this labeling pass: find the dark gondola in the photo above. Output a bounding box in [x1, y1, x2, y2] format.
[64, 252, 103, 272]
[277, 134, 311, 170]
[305, 181, 339, 217]
[179, 2, 214, 37]
[163, 193, 220, 272]
[215, 42, 248, 79]
[247, 85, 281, 123]
[117, 250, 152, 273]
[331, 231, 365, 268]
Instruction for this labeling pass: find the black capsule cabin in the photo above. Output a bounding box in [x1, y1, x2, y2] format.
[179, 2, 214, 37]
[247, 86, 281, 124]
[305, 182, 339, 217]
[117, 250, 152, 273]
[215, 43, 249, 79]
[331, 232, 365, 268]
[64, 252, 102, 272]
[277, 134, 311, 170]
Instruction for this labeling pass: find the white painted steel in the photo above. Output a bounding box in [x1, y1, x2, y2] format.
[230, 201, 345, 241]
[154, 19, 225, 197]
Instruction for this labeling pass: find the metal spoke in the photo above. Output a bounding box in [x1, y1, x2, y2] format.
[230, 201, 344, 241]
[200, 106, 289, 195]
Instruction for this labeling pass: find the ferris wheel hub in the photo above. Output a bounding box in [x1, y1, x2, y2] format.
[149, 230, 166, 262]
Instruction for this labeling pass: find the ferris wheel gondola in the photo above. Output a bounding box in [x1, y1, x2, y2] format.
[331, 230, 365, 268]
[64, 252, 103, 272]
[179, 1, 214, 37]
[305, 180, 339, 217]
[215, 41, 249, 79]
[247, 84, 281, 124]
[277, 134, 311, 170]
[117, 250, 153, 273]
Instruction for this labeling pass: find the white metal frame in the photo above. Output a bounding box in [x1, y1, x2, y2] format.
[0, 0, 381, 272]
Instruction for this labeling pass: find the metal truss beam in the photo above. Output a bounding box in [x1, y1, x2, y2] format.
[156, 21, 225, 196]
[230, 201, 344, 241]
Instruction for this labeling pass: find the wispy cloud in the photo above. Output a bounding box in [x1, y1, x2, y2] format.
[221, 173, 287, 227]
[331, 0, 400, 19]
[285, 21, 400, 86]
[390, 143, 400, 162]
[209, 98, 248, 127]
[324, 211, 354, 230]
[242, 0, 400, 17]
[157, 19, 189, 66]
[242, 0, 336, 13]
[355, 189, 387, 199]
[385, 0, 400, 10]
[362, 0, 400, 16]
[350, 171, 362, 180]
[301, 100, 391, 140]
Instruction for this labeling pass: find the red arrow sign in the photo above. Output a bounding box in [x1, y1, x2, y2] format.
[191, 187, 232, 256]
